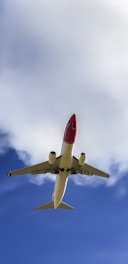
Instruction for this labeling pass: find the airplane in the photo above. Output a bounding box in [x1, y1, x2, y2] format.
[8, 114, 109, 210]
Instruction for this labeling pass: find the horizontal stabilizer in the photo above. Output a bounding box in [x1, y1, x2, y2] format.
[34, 201, 74, 210]
[58, 201, 74, 210]
[34, 201, 54, 210]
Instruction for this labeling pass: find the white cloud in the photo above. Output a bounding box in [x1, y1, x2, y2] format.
[1, 0, 128, 186]
[0, 132, 11, 154]
[28, 173, 56, 186]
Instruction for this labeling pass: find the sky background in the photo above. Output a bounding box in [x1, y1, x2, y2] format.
[0, 0, 128, 263]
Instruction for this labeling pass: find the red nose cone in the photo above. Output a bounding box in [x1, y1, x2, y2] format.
[63, 114, 77, 143]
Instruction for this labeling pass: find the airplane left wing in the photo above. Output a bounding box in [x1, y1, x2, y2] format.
[8, 156, 61, 176]
[71, 156, 109, 178]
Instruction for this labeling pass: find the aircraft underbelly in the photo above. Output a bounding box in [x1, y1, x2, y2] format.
[54, 173, 68, 206]
[53, 142, 73, 208]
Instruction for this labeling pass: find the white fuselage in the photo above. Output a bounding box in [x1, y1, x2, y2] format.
[53, 142, 74, 208]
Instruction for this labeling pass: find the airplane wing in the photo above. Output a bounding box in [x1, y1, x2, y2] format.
[71, 156, 109, 178]
[8, 156, 61, 176]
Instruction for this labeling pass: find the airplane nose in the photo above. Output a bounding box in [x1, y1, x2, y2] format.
[63, 114, 77, 143]
[69, 114, 76, 123]
[71, 114, 76, 129]
[72, 113, 76, 121]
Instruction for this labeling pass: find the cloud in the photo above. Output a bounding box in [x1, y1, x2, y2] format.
[1, 0, 128, 187]
[28, 173, 56, 186]
[0, 132, 11, 154]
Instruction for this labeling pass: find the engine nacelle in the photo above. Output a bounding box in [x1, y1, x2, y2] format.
[78, 152, 86, 165]
[49, 151, 56, 165]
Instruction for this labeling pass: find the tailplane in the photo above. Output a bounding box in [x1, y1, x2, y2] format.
[34, 201, 74, 210]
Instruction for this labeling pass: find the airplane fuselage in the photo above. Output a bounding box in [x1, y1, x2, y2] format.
[53, 114, 77, 208]
[53, 142, 74, 208]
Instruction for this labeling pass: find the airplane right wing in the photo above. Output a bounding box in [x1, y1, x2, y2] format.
[71, 156, 109, 178]
[8, 156, 61, 176]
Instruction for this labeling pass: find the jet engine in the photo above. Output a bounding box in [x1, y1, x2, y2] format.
[49, 151, 56, 165]
[78, 152, 86, 165]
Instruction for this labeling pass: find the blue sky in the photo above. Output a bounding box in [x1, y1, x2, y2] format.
[1, 0, 128, 263]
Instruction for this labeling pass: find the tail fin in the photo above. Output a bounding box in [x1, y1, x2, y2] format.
[34, 201, 74, 210]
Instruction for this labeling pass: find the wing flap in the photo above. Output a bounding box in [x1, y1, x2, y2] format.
[8, 156, 61, 176]
[83, 163, 109, 178]
[72, 156, 109, 178]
